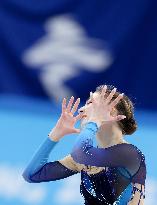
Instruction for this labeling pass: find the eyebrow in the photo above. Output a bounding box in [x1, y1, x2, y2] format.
[86, 97, 91, 103]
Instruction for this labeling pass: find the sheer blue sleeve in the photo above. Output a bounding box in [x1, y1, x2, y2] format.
[22, 137, 79, 183]
[70, 122, 141, 178]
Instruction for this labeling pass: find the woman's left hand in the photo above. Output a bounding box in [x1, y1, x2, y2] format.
[87, 85, 126, 127]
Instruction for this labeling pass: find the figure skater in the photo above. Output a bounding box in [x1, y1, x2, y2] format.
[22, 84, 146, 205]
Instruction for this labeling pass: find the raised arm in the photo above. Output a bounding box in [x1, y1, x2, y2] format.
[22, 96, 84, 183]
[22, 137, 79, 183]
[70, 121, 141, 178]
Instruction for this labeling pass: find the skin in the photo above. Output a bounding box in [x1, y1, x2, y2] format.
[78, 89, 128, 148]
[49, 85, 126, 143]
[48, 85, 144, 204]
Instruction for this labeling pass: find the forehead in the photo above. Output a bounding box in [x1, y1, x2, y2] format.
[86, 92, 99, 102]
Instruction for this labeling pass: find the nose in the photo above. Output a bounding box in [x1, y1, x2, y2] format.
[78, 106, 85, 114]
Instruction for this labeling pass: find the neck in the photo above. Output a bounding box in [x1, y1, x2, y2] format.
[96, 122, 127, 148]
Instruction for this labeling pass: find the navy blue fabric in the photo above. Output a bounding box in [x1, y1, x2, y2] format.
[71, 122, 146, 204]
[0, 0, 156, 109]
[71, 122, 143, 180]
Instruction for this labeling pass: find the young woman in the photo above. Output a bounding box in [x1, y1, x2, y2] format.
[22, 84, 146, 205]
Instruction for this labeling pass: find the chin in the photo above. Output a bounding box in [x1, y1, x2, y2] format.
[80, 117, 88, 129]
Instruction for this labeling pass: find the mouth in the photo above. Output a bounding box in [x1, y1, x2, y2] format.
[81, 114, 87, 119]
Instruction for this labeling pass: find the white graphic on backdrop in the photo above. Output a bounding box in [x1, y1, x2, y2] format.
[23, 15, 113, 101]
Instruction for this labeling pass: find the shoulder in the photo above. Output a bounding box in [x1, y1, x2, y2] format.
[129, 144, 146, 162]
[114, 143, 144, 160]
[121, 143, 146, 165]
[118, 142, 143, 152]
[116, 143, 146, 177]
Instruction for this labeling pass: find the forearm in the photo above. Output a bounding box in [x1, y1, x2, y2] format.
[22, 134, 58, 183]
[70, 122, 98, 164]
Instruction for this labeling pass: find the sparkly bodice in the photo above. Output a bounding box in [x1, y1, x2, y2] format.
[70, 122, 146, 205]
[80, 167, 114, 205]
[80, 155, 146, 205]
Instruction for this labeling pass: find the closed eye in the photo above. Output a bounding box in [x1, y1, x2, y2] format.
[87, 101, 92, 105]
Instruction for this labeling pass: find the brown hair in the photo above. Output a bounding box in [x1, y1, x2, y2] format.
[95, 84, 137, 135]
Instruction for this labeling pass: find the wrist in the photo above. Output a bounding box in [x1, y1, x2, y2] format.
[48, 134, 60, 142]
[48, 128, 62, 142]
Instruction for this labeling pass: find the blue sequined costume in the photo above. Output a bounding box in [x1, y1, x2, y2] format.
[22, 122, 146, 205]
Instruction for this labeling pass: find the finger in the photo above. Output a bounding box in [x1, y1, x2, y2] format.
[90, 91, 94, 100]
[114, 115, 126, 121]
[67, 96, 74, 112]
[75, 112, 84, 121]
[71, 98, 80, 114]
[105, 87, 117, 104]
[109, 93, 124, 108]
[100, 85, 107, 102]
[62, 98, 66, 112]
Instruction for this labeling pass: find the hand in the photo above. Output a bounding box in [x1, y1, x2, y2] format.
[49, 96, 84, 141]
[87, 85, 126, 127]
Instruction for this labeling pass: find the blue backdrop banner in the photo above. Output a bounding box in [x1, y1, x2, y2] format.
[0, 0, 156, 109]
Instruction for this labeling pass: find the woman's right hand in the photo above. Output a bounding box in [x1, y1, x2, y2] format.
[48, 96, 84, 141]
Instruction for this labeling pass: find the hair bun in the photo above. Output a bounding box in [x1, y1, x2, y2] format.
[122, 117, 137, 135]
[127, 118, 136, 124]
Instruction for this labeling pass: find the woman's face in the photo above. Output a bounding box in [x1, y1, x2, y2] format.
[79, 91, 99, 128]
[79, 91, 118, 129]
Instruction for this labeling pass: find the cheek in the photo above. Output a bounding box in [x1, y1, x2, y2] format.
[85, 104, 93, 113]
